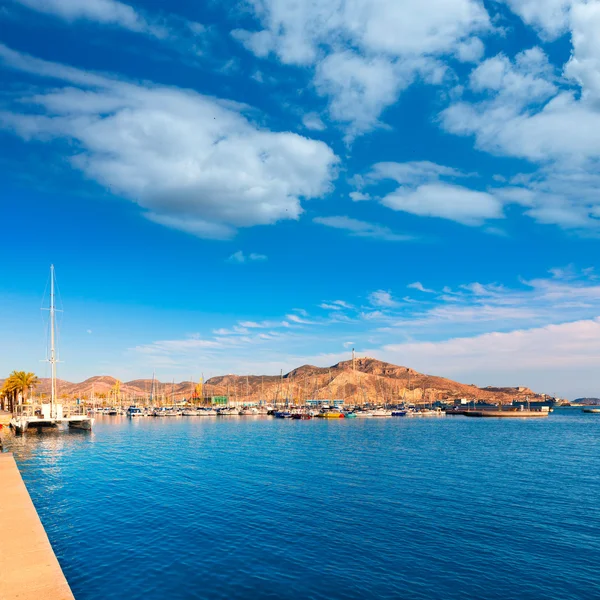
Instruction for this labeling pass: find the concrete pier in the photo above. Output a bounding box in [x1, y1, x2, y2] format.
[0, 453, 74, 600]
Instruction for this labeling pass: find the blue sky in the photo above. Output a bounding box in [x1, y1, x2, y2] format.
[2, 0, 600, 398]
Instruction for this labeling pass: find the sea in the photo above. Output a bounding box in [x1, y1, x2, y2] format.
[3, 409, 600, 600]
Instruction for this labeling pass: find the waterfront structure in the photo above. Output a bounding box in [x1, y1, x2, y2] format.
[0, 453, 74, 599]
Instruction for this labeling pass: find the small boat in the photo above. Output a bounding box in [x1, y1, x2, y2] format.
[274, 411, 292, 419]
[582, 408, 600, 414]
[182, 409, 202, 416]
[391, 410, 407, 417]
[291, 413, 312, 420]
[343, 412, 357, 419]
[354, 411, 373, 418]
[126, 406, 144, 418]
[371, 408, 393, 418]
[417, 408, 441, 417]
[198, 408, 218, 416]
[317, 410, 344, 418]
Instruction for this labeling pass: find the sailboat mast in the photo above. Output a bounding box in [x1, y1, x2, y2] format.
[50, 264, 57, 414]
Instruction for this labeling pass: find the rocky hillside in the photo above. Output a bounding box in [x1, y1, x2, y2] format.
[8, 358, 548, 405]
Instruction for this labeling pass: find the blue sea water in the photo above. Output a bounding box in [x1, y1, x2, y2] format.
[3, 410, 600, 600]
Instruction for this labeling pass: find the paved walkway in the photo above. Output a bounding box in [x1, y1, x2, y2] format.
[0, 453, 74, 600]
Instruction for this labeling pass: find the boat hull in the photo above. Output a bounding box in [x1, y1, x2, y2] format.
[464, 410, 549, 418]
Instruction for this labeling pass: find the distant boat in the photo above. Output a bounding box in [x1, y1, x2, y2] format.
[371, 408, 393, 418]
[126, 406, 144, 418]
[291, 413, 312, 420]
[316, 409, 344, 419]
[275, 411, 292, 419]
[582, 408, 600, 414]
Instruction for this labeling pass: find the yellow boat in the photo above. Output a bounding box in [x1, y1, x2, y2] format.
[317, 411, 344, 419]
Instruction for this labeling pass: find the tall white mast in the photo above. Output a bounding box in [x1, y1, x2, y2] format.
[50, 264, 57, 415]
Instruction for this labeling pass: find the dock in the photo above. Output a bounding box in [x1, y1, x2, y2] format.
[0, 453, 75, 600]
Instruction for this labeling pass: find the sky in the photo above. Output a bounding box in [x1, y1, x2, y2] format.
[1, 0, 600, 398]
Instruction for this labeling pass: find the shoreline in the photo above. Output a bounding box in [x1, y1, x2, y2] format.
[0, 453, 74, 600]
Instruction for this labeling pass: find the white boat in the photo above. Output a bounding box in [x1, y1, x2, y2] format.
[354, 411, 374, 418]
[371, 408, 393, 417]
[11, 266, 94, 434]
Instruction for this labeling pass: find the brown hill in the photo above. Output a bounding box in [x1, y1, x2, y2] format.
[9, 358, 548, 405]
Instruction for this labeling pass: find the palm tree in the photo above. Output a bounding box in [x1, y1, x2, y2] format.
[1, 371, 39, 411]
[10, 371, 40, 404]
[1, 378, 18, 412]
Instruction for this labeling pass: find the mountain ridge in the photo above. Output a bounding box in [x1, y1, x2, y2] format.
[1, 358, 550, 404]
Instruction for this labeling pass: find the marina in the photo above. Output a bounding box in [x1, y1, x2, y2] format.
[2, 408, 599, 600]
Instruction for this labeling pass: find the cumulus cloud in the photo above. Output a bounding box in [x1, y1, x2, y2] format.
[313, 215, 412, 241]
[439, 42, 600, 230]
[382, 183, 502, 225]
[359, 160, 504, 226]
[233, 0, 491, 135]
[0, 44, 339, 240]
[565, 1, 600, 100]
[499, 0, 574, 40]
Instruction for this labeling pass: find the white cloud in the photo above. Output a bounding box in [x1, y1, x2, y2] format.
[285, 313, 318, 325]
[227, 251, 268, 263]
[382, 182, 502, 225]
[456, 37, 485, 62]
[500, 0, 574, 40]
[369, 161, 465, 185]
[235, 0, 490, 64]
[302, 112, 326, 131]
[375, 318, 600, 397]
[13, 0, 160, 34]
[313, 215, 412, 241]
[368, 290, 398, 308]
[313, 51, 417, 138]
[565, 1, 600, 100]
[362, 160, 503, 226]
[234, 0, 491, 135]
[320, 299, 355, 311]
[439, 42, 600, 230]
[408, 282, 435, 293]
[0, 44, 339, 240]
[350, 191, 371, 201]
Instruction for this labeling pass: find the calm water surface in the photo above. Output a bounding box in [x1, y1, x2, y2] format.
[3, 410, 600, 599]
